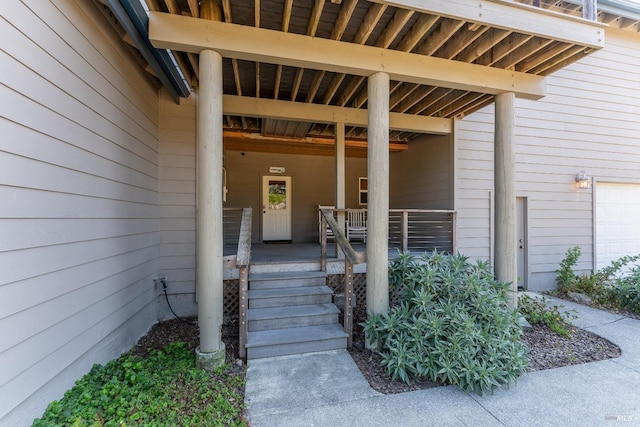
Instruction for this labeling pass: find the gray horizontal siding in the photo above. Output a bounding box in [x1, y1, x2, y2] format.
[389, 134, 453, 210]
[158, 92, 197, 318]
[455, 28, 640, 290]
[0, 0, 160, 423]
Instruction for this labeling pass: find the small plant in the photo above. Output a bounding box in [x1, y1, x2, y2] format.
[556, 246, 581, 293]
[518, 294, 577, 337]
[609, 266, 640, 313]
[33, 342, 246, 426]
[364, 251, 528, 396]
[555, 247, 640, 314]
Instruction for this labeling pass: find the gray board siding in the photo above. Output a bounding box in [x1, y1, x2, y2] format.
[455, 28, 640, 291]
[0, 0, 160, 423]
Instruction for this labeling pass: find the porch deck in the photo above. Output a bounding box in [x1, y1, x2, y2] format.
[224, 242, 428, 278]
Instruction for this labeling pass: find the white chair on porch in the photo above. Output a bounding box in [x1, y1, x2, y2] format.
[347, 209, 367, 242]
[318, 205, 335, 242]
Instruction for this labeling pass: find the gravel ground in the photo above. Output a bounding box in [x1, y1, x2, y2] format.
[132, 306, 622, 396]
[551, 292, 640, 321]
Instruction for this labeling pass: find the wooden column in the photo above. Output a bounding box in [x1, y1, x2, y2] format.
[366, 72, 390, 317]
[196, 49, 225, 359]
[494, 92, 518, 309]
[335, 122, 346, 259]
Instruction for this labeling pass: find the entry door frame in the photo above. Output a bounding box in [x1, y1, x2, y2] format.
[262, 175, 293, 242]
[516, 196, 529, 290]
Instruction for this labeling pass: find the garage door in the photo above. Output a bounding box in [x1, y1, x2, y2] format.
[596, 182, 640, 269]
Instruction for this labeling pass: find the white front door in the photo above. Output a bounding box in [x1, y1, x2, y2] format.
[262, 176, 292, 241]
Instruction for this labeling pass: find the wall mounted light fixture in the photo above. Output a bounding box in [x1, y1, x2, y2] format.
[575, 171, 592, 189]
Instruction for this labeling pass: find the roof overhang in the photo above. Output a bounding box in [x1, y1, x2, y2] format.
[149, 12, 547, 100]
[110, 0, 607, 144]
[372, 0, 605, 48]
[106, 0, 191, 102]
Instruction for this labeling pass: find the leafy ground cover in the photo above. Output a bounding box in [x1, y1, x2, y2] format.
[33, 322, 246, 427]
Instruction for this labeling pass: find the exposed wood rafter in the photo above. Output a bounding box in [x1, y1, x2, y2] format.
[222, 95, 452, 134]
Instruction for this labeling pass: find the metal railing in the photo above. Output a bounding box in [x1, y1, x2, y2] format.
[223, 207, 244, 246]
[389, 209, 457, 254]
[517, 0, 598, 20]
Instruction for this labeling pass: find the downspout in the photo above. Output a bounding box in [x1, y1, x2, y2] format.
[106, 0, 191, 103]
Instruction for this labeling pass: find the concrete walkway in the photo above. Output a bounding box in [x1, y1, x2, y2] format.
[244, 296, 640, 426]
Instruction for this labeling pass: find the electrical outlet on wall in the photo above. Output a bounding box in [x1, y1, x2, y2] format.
[153, 275, 168, 294]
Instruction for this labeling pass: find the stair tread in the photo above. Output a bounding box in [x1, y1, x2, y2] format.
[249, 270, 326, 281]
[249, 285, 332, 299]
[247, 324, 348, 347]
[248, 303, 339, 321]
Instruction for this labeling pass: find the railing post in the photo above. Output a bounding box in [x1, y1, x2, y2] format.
[583, 0, 597, 21]
[344, 259, 354, 348]
[238, 265, 248, 359]
[401, 210, 409, 252]
[235, 207, 252, 361]
[321, 213, 327, 272]
[451, 211, 457, 253]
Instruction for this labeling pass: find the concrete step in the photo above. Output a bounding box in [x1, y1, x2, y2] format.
[248, 303, 339, 331]
[248, 286, 333, 308]
[246, 324, 348, 359]
[249, 270, 327, 290]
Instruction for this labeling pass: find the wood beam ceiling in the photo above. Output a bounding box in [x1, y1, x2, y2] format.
[222, 95, 452, 134]
[223, 130, 408, 152]
[370, 0, 605, 48]
[149, 12, 547, 99]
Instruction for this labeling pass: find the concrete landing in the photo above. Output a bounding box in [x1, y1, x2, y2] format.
[244, 295, 640, 426]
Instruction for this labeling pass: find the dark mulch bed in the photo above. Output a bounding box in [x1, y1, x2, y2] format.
[550, 292, 640, 321]
[132, 317, 245, 377]
[132, 305, 622, 396]
[522, 323, 621, 371]
[346, 305, 621, 394]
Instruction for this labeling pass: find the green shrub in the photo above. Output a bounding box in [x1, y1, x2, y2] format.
[32, 342, 246, 427]
[518, 294, 576, 337]
[579, 254, 640, 302]
[609, 266, 640, 313]
[555, 246, 640, 313]
[556, 246, 581, 293]
[364, 251, 528, 396]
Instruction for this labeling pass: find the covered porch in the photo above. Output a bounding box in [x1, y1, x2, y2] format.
[122, 0, 604, 364]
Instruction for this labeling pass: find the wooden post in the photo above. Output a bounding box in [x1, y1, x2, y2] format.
[494, 92, 518, 309]
[344, 259, 354, 348]
[238, 266, 249, 359]
[236, 208, 252, 361]
[366, 72, 390, 317]
[401, 210, 409, 252]
[335, 122, 346, 259]
[321, 213, 327, 272]
[195, 48, 226, 368]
